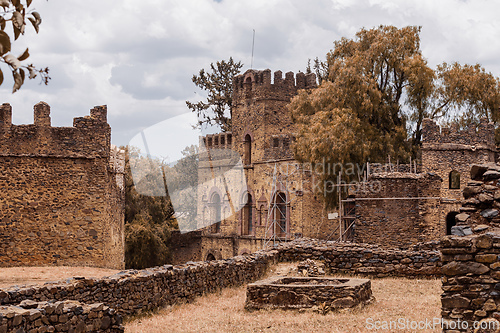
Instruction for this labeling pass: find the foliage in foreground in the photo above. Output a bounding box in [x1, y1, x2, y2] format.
[0, 0, 50, 92]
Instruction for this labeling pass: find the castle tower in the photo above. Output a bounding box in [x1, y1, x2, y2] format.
[231, 69, 317, 164]
[0, 102, 125, 269]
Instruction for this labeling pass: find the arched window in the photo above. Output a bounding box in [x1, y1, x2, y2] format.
[272, 192, 287, 237]
[210, 193, 221, 233]
[449, 170, 460, 189]
[242, 193, 253, 235]
[446, 212, 458, 235]
[244, 134, 252, 165]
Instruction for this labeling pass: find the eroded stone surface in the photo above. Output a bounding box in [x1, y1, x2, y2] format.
[245, 276, 372, 310]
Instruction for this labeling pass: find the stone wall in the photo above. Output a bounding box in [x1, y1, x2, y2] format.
[0, 250, 277, 317]
[441, 233, 500, 332]
[277, 238, 442, 278]
[0, 300, 123, 332]
[354, 172, 445, 248]
[0, 102, 125, 269]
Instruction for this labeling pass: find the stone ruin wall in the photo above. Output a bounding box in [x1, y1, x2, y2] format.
[0, 102, 125, 269]
[438, 163, 500, 332]
[421, 118, 496, 201]
[354, 172, 444, 248]
[440, 234, 500, 333]
[0, 300, 124, 332]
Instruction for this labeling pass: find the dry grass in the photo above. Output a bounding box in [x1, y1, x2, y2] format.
[0, 266, 120, 289]
[125, 264, 442, 333]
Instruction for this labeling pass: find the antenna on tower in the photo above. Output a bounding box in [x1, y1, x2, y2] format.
[251, 29, 255, 69]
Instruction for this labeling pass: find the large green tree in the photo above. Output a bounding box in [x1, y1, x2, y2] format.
[290, 25, 500, 206]
[0, 0, 49, 92]
[186, 57, 243, 131]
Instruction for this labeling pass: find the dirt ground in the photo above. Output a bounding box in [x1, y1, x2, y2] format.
[0, 266, 120, 289]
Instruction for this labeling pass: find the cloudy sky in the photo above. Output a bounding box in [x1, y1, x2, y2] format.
[1, 0, 500, 147]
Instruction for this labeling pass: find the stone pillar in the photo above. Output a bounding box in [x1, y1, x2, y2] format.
[0, 103, 12, 127]
[34, 101, 51, 127]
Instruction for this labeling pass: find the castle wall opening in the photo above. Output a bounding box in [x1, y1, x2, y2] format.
[445, 212, 458, 235]
[449, 170, 460, 189]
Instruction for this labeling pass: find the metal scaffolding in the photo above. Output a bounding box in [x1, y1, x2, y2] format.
[263, 162, 299, 249]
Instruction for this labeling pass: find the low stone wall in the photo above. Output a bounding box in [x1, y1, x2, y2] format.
[276, 239, 442, 278]
[0, 251, 277, 317]
[441, 233, 500, 332]
[0, 300, 123, 332]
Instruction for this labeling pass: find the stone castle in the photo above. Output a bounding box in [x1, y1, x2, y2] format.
[171, 68, 500, 262]
[1, 69, 498, 269]
[171, 69, 338, 262]
[0, 102, 125, 269]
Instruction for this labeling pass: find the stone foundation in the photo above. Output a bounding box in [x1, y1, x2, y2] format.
[245, 276, 372, 310]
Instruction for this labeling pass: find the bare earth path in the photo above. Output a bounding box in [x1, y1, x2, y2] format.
[0, 266, 120, 289]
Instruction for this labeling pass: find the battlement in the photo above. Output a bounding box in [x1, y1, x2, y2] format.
[233, 69, 316, 103]
[200, 132, 233, 150]
[0, 102, 111, 158]
[422, 118, 495, 149]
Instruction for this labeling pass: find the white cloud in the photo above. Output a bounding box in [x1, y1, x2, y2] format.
[1, 0, 499, 146]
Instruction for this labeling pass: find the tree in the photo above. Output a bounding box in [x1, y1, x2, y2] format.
[291, 26, 430, 206]
[0, 0, 50, 92]
[290, 25, 500, 206]
[434, 62, 500, 142]
[123, 146, 178, 269]
[186, 57, 243, 132]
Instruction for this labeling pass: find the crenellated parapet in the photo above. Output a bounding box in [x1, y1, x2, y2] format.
[422, 118, 495, 149]
[232, 69, 316, 105]
[0, 102, 111, 158]
[200, 132, 233, 150]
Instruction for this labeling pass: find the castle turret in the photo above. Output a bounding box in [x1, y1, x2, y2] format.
[232, 69, 316, 165]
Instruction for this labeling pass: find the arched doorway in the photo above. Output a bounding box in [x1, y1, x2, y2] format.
[206, 253, 216, 261]
[446, 212, 459, 235]
[272, 192, 287, 237]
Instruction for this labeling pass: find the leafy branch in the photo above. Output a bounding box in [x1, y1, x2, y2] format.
[0, 0, 50, 92]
